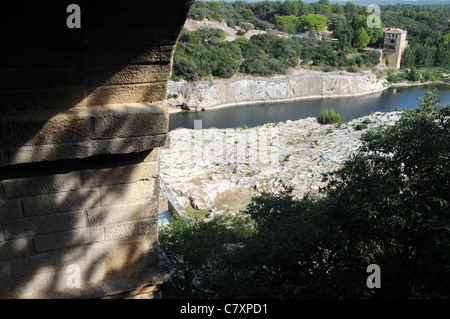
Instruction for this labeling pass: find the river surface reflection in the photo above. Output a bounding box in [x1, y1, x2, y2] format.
[169, 84, 450, 131]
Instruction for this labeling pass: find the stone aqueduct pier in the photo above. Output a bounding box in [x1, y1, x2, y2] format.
[0, 0, 194, 298]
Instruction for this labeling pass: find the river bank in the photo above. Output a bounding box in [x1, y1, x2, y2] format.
[166, 73, 449, 114]
[389, 80, 450, 88]
[166, 69, 387, 112]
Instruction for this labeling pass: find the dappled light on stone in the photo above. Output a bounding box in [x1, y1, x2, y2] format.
[0, 0, 194, 299]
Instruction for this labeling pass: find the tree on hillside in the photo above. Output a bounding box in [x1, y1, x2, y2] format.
[241, 8, 255, 21]
[299, 13, 328, 32]
[172, 56, 199, 81]
[328, 13, 348, 34]
[344, 1, 358, 22]
[401, 46, 416, 68]
[351, 14, 383, 46]
[366, 26, 384, 45]
[240, 21, 255, 32]
[436, 44, 450, 67]
[280, 0, 297, 16]
[444, 33, 450, 49]
[276, 15, 300, 34]
[312, 0, 331, 18]
[354, 27, 371, 48]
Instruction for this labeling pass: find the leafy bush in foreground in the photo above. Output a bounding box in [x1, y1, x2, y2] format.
[318, 108, 344, 124]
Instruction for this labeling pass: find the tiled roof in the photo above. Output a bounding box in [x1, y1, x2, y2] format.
[384, 28, 407, 34]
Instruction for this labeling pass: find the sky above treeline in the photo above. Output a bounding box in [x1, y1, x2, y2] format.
[204, 0, 450, 5]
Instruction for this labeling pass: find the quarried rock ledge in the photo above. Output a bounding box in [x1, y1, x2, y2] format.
[160, 112, 401, 214]
[167, 69, 386, 110]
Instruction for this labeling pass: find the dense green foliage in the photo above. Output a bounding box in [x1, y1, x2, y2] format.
[276, 13, 328, 33]
[160, 90, 450, 298]
[172, 27, 381, 80]
[159, 214, 254, 298]
[354, 27, 370, 48]
[173, 29, 306, 79]
[386, 67, 448, 84]
[177, 1, 449, 80]
[172, 28, 240, 81]
[187, 1, 450, 51]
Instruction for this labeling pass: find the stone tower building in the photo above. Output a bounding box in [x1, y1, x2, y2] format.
[382, 28, 408, 70]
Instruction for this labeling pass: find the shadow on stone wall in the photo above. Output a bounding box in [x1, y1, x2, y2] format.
[0, 0, 193, 298]
[0, 150, 172, 298]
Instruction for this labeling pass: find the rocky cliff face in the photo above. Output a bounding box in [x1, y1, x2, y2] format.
[167, 70, 386, 109]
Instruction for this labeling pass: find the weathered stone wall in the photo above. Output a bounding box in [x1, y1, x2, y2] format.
[0, 0, 193, 298]
[0, 150, 166, 298]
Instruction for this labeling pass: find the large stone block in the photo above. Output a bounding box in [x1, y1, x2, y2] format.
[81, 161, 157, 188]
[1, 111, 91, 147]
[143, 148, 160, 163]
[90, 106, 169, 139]
[0, 86, 88, 111]
[88, 64, 171, 86]
[87, 47, 175, 66]
[86, 201, 155, 227]
[100, 180, 154, 207]
[9, 240, 114, 280]
[101, 237, 155, 279]
[92, 135, 167, 156]
[104, 218, 157, 242]
[0, 235, 170, 298]
[0, 199, 23, 222]
[0, 67, 86, 89]
[33, 226, 104, 253]
[103, 285, 159, 299]
[8, 234, 154, 279]
[3, 142, 93, 166]
[22, 189, 100, 216]
[2, 210, 87, 240]
[0, 238, 33, 261]
[0, 104, 168, 166]
[1, 171, 81, 199]
[85, 83, 168, 106]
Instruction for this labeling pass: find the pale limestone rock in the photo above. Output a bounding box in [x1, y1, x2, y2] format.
[167, 70, 386, 109]
[161, 112, 401, 213]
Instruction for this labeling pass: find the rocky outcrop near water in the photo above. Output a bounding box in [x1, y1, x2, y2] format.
[167, 69, 387, 110]
[160, 111, 401, 216]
